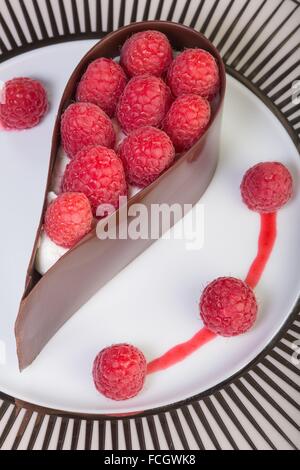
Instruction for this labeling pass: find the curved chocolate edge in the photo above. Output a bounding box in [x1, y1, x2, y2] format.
[15, 21, 226, 370]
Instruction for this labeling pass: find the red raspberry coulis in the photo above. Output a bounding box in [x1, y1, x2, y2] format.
[147, 171, 289, 374]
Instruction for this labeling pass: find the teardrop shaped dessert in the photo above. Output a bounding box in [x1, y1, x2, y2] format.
[15, 21, 226, 370]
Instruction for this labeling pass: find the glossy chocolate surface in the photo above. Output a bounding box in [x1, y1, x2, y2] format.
[15, 21, 226, 370]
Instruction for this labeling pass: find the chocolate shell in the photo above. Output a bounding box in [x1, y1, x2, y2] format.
[15, 21, 226, 370]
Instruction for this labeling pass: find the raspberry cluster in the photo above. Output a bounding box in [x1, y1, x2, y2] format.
[49, 29, 221, 255]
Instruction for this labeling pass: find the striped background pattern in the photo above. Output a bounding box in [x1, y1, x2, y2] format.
[0, 0, 299, 450]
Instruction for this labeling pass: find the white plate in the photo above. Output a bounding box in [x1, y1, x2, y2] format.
[0, 41, 299, 415]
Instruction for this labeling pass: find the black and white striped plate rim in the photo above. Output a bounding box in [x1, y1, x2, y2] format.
[0, 0, 299, 450]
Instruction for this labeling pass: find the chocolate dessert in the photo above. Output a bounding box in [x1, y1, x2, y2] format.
[15, 21, 226, 370]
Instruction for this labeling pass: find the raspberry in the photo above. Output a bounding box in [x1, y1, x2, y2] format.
[200, 277, 258, 337]
[0, 77, 48, 130]
[241, 162, 293, 213]
[121, 30, 173, 77]
[93, 344, 147, 401]
[61, 103, 115, 159]
[167, 49, 220, 100]
[76, 58, 127, 117]
[62, 145, 127, 215]
[44, 192, 93, 248]
[163, 94, 211, 152]
[119, 126, 175, 187]
[117, 75, 172, 134]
